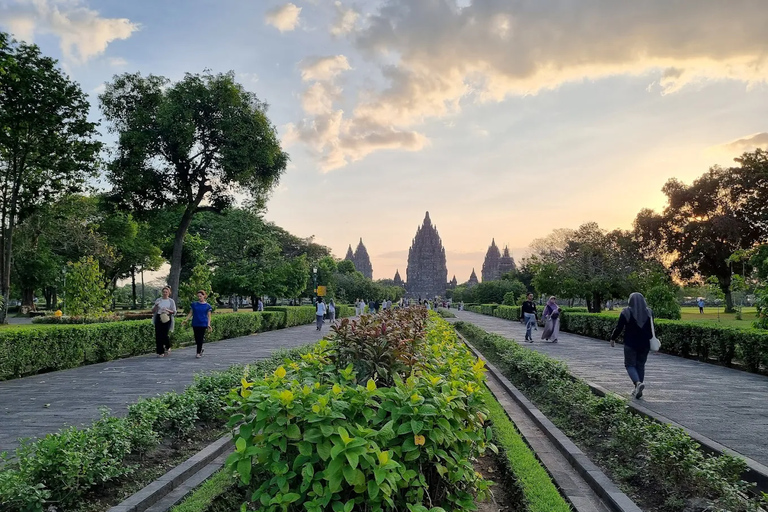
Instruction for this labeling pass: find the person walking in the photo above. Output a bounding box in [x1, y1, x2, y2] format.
[697, 297, 705, 314]
[315, 298, 326, 331]
[257, 298, 264, 311]
[520, 293, 538, 342]
[541, 296, 560, 343]
[152, 286, 177, 357]
[182, 290, 213, 358]
[328, 299, 336, 323]
[610, 292, 654, 399]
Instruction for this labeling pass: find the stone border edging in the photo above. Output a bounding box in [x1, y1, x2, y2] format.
[586, 380, 768, 493]
[108, 434, 233, 512]
[459, 335, 643, 512]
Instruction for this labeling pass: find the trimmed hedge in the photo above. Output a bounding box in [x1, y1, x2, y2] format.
[0, 307, 333, 381]
[466, 305, 768, 373]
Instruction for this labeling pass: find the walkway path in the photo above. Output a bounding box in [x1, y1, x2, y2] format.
[453, 310, 768, 468]
[0, 322, 331, 454]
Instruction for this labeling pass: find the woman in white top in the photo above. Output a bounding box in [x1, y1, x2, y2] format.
[328, 299, 336, 323]
[152, 286, 178, 357]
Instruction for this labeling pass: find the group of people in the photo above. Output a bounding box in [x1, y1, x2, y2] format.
[518, 292, 656, 399]
[151, 286, 212, 359]
[314, 298, 336, 331]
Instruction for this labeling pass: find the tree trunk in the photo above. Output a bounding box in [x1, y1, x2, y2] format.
[719, 275, 735, 313]
[168, 206, 197, 303]
[592, 293, 603, 313]
[21, 288, 35, 310]
[131, 267, 137, 309]
[141, 269, 145, 309]
[231, 295, 238, 312]
[0, 219, 15, 324]
[251, 295, 258, 311]
[44, 287, 54, 310]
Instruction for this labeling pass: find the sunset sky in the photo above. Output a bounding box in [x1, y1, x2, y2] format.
[2, 0, 767, 283]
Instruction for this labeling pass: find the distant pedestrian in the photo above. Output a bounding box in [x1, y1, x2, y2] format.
[520, 293, 538, 342]
[257, 298, 264, 311]
[697, 298, 705, 314]
[610, 292, 654, 399]
[328, 299, 336, 323]
[182, 290, 213, 358]
[152, 286, 177, 357]
[541, 296, 560, 343]
[315, 298, 326, 331]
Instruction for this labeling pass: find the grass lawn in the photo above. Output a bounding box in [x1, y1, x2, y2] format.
[600, 306, 759, 329]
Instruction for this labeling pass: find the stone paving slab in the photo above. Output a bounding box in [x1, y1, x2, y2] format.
[0, 322, 331, 455]
[453, 310, 768, 467]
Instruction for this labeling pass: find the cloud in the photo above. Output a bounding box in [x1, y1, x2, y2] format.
[330, 1, 359, 36]
[721, 133, 768, 153]
[0, 0, 138, 64]
[265, 3, 301, 32]
[299, 55, 351, 82]
[291, 0, 768, 168]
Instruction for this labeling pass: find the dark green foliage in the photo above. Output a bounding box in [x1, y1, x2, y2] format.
[645, 285, 682, 320]
[0, 344, 311, 511]
[0, 308, 335, 380]
[469, 306, 768, 373]
[455, 322, 766, 512]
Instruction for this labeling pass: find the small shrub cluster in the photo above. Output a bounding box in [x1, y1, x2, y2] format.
[225, 311, 496, 512]
[32, 313, 123, 324]
[468, 305, 768, 373]
[436, 308, 456, 318]
[0, 347, 311, 512]
[455, 322, 768, 512]
[645, 285, 682, 320]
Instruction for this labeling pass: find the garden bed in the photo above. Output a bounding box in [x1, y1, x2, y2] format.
[455, 321, 768, 512]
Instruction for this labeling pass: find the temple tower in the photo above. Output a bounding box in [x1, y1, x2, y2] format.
[406, 212, 448, 299]
[467, 269, 479, 287]
[498, 246, 517, 276]
[353, 238, 373, 279]
[393, 270, 405, 288]
[481, 239, 502, 282]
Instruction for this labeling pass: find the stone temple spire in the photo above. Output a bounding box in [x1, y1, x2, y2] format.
[467, 268, 479, 287]
[498, 245, 517, 276]
[481, 238, 503, 282]
[353, 238, 373, 279]
[344, 245, 355, 262]
[406, 211, 448, 299]
[393, 269, 404, 287]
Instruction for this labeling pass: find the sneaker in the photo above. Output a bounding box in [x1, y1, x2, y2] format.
[635, 382, 645, 399]
[196, 354, 201, 359]
[552, 339, 558, 343]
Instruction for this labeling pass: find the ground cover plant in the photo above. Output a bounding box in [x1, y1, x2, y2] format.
[0, 345, 312, 512]
[468, 305, 768, 373]
[224, 310, 497, 512]
[455, 321, 768, 512]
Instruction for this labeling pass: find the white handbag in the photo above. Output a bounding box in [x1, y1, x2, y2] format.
[649, 317, 661, 352]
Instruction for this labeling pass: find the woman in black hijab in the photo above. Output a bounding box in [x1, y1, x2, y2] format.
[610, 292, 653, 399]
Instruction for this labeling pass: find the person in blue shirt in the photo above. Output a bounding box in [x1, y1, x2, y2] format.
[697, 297, 705, 314]
[182, 290, 213, 358]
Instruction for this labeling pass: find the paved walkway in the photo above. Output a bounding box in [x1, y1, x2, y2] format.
[0, 323, 331, 454]
[453, 310, 768, 467]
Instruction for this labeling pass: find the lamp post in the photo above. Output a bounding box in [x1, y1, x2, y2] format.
[312, 266, 318, 304]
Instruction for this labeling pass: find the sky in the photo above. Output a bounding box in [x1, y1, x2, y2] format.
[1, 0, 767, 284]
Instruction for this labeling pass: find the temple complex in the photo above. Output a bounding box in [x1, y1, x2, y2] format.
[393, 270, 405, 288]
[344, 238, 373, 279]
[406, 212, 448, 299]
[481, 239, 516, 281]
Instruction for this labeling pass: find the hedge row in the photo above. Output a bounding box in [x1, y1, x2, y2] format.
[0, 306, 353, 381]
[455, 322, 766, 512]
[0, 345, 311, 512]
[467, 304, 768, 373]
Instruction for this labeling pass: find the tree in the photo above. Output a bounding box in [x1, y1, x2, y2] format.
[64, 256, 110, 316]
[0, 36, 101, 322]
[337, 260, 356, 274]
[635, 162, 767, 312]
[100, 71, 288, 302]
[179, 263, 215, 310]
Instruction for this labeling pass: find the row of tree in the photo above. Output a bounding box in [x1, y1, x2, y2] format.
[0, 32, 389, 320]
[450, 149, 768, 317]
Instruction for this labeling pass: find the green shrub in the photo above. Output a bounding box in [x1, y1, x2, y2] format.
[455, 322, 766, 512]
[63, 256, 111, 316]
[225, 314, 495, 512]
[32, 314, 123, 324]
[645, 286, 682, 320]
[0, 311, 288, 380]
[468, 304, 768, 373]
[0, 345, 313, 511]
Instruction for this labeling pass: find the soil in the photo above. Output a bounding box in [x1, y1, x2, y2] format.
[72, 423, 228, 512]
[473, 454, 527, 512]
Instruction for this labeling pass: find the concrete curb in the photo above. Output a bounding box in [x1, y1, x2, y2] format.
[459, 335, 643, 512]
[108, 434, 233, 512]
[586, 380, 768, 493]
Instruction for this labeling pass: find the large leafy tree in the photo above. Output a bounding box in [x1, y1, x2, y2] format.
[100, 71, 288, 301]
[635, 160, 767, 312]
[0, 36, 100, 322]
